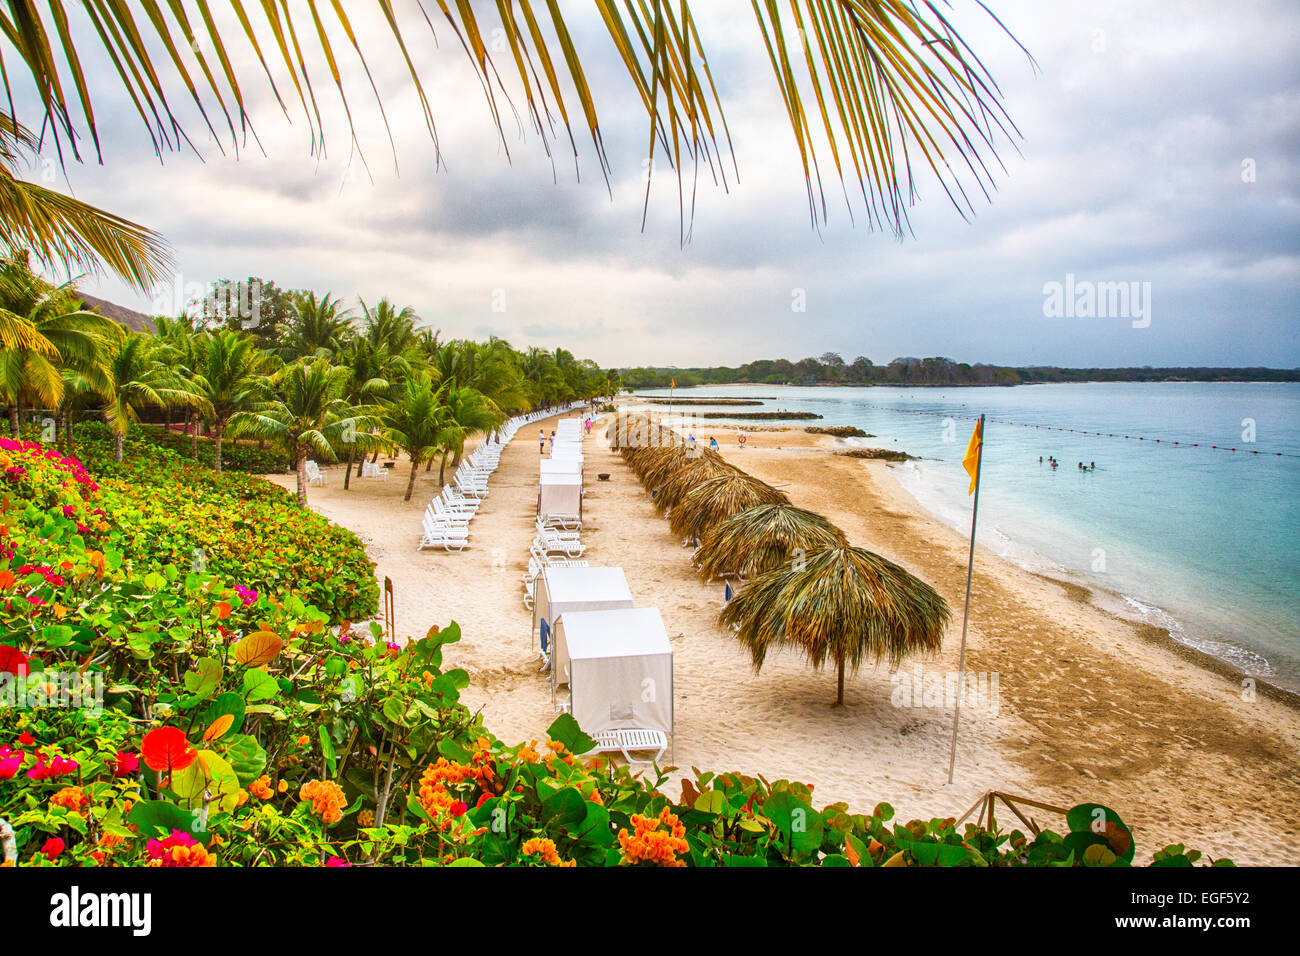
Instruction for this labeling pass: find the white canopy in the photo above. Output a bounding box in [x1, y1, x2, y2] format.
[538, 473, 582, 518]
[552, 608, 673, 736]
[540, 458, 582, 477]
[533, 566, 633, 650]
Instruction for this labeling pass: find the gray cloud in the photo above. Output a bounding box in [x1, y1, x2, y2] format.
[19, 0, 1298, 369]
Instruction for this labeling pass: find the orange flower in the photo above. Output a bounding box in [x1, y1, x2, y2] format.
[249, 775, 274, 800]
[521, 837, 576, 867]
[277, 779, 288, 793]
[299, 779, 347, 825]
[50, 786, 89, 815]
[618, 807, 689, 867]
[297, 735, 310, 747]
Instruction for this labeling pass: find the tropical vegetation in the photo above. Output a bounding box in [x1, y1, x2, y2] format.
[0, 432, 1229, 867]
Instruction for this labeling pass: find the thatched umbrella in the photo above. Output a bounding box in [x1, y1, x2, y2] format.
[668, 473, 790, 539]
[719, 547, 950, 706]
[653, 452, 736, 512]
[695, 503, 847, 581]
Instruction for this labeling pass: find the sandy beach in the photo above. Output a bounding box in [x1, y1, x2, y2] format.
[267, 412, 1300, 866]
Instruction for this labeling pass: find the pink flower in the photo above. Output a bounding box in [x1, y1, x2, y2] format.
[61, 505, 77, 517]
[0, 747, 24, 779]
[26, 754, 78, 781]
[449, 801, 468, 817]
[325, 856, 351, 867]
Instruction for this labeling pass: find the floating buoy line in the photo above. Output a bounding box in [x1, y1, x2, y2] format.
[853, 403, 1300, 460]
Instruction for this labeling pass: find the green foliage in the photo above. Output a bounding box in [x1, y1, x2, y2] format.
[0, 435, 1233, 868]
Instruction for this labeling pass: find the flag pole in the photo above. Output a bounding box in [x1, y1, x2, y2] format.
[947, 413, 985, 785]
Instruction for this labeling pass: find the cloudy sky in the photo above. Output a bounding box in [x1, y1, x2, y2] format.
[20, 0, 1300, 369]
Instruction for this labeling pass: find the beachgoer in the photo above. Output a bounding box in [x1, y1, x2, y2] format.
[710, 436, 719, 450]
[538, 429, 545, 453]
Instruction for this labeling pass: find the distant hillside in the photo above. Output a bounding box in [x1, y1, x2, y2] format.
[77, 293, 154, 333]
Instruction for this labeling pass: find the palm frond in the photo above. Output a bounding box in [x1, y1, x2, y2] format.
[668, 471, 789, 539]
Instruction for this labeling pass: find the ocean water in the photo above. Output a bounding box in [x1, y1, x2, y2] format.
[631, 383, 1300, 693]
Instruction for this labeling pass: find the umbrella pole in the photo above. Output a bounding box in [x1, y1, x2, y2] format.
[947, 414, 985, 785]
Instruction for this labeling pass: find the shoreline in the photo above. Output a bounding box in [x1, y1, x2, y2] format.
[876, 461, 1300, 714]
[878, 459, 1300, 710]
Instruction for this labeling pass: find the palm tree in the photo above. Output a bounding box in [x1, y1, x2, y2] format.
[278, 292, 353, 360]
[190, 330, 266, 472]
[0, 261, 119, 435]
[359, 298, 421, 359]
[720, 547, 950, 706]
[694, 504, 847, 581]
[379, 376, 448, 502]
[667, 472, 789, 540]
[101, 332, 203, 461]
[337, 336, 405, 489]
[436, 382, 503, 482]
[229, 359, 367, 506]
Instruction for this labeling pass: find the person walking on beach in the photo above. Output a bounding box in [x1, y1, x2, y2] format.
[710, 436, 719, 450]
[538, 429, 545, 453]
[548, 430, 555, 454]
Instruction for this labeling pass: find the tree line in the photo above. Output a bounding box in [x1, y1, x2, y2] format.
[619, 354, 1299, 389]
[1, 257, 621, 504]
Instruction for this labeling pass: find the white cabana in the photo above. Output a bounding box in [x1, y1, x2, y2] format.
[538, 473, 582, 521]
[532, 566, 633, 653]
[540, 458, 582, 478]
[550, 607, 673, 742]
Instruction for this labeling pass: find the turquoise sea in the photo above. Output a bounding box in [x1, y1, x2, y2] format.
[632, 383, 1300, 693]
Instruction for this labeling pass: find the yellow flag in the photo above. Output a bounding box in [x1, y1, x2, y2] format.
[670, 378, 675, 389]
[962, 419, 983, 495]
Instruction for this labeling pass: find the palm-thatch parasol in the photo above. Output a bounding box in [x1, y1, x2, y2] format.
[668, 473, 790, 540]
[694, 503, 847, 581]
[652, 452, 736, 512]
[719, 547, 950, 706]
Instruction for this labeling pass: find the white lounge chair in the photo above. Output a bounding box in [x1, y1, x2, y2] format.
[591, 729, 668, 765]
[534, 531, 585, 559]
[305, 460, 326, 486]
[419, 517, 469, 552]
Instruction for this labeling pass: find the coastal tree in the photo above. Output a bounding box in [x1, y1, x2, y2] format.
[101, 332, 202, 462]
[379, 375, 449, 502]
[230, 358, 368, 506]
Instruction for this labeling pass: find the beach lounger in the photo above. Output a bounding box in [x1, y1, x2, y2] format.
[305, 460, 326, 486]
[534, 530, 585, 558]
[419, 517, 469, 552]
[590, 729, 668, 765]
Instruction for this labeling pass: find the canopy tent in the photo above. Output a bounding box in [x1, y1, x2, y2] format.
[538, 473, 583, 519]
[540, 458, 582, 478]
[532, 566, 634, 652]
[550, 607, 673, 739]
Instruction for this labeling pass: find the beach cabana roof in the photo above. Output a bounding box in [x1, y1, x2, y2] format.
[551, 607, 673, 736]
[532, 566, 634, 649]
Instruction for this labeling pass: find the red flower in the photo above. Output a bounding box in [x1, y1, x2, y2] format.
[112, 751, 140, 776]
[41, 837, 65, 861]
[17, 732, 35, 746]
[0, 645, 28, 676]
[449, 800, 468, 817]
[140, 727, 198, 773]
